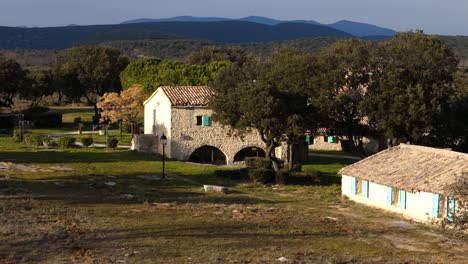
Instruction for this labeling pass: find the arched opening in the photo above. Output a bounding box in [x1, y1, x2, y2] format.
[233, 146, 266, 162]
[189, 146, 227, 165]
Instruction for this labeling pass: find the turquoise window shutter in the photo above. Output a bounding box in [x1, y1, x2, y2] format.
[399, 190, 406, 209]
[328, 136, 334, 143]
[447, 197, 455, 222]
[305, 135, 311, 145]
[432, 193, 439, 218]
[202, 115, 210, 126]
[350, 177, 357, 195]
[363, 180, 369, 198]
[386, 187, 392, 205]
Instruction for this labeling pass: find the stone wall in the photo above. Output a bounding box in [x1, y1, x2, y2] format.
[309, 136, 343, 151]
[309, 136, 380, 154]
[169, 107, 266, 165]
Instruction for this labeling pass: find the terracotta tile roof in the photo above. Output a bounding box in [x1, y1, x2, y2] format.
[340, 144, 468, 196]
[161, 86, 214, 107]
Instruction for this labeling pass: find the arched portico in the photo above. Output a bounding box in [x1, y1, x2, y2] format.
[189, 145, 228, 165]
[233, 146, 266, 162]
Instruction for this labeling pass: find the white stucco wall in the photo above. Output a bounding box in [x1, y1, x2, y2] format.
[143, 89, 173, 156]
[342, 175, 438, 223]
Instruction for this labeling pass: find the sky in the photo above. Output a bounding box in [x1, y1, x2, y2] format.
[1, 0, 467, 35]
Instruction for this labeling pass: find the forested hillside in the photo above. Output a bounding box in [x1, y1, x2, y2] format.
[3, 36, 468, 69]
[0, 21, 351, 49]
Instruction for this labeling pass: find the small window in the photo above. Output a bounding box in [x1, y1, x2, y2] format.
[196, 116, 203, 126]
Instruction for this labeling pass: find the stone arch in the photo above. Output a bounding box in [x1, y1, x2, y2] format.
[189, 145, 227, 165]
[233, 146, 266, 162]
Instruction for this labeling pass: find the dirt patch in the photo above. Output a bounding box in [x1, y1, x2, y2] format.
[382, 234, 432, 252]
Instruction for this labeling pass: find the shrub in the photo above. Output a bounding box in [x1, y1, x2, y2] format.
[215, 169, 249, 180]
[249, 168, 275, 184]
[12, 128, 22, 142]
[108, 137, 118, 148]
[58, 136, 76, 148]
[245, 157, 271, 169]
[23, 134, 43, 146]
[81, 137, 93, 147]
[275, 170, 291, 185]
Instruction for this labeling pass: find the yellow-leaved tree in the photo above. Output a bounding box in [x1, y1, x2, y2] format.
[98, 85, 145, 137]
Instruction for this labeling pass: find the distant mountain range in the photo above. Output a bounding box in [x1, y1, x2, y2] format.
[122, 16, 396, 37]
[0, 16, 396, 50]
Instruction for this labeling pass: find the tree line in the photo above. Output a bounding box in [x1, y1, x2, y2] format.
[210, 31, 468, 170]
[1, 32, 467, 164]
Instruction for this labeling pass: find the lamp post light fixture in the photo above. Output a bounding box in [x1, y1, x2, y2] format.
[160, 134, 168, 179]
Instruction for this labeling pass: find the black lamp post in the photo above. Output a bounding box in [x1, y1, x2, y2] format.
[160, 134, 167, 179]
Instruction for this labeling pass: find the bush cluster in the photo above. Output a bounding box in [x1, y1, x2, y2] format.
[248, 168, 275, 184]
[23, 134, 43, 146]
[58, 136, 76, 148]
[80, 137, 93, 147]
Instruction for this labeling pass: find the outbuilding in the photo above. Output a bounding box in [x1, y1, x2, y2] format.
[340, 144, 467, 225]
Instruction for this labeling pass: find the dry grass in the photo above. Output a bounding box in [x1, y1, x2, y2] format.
[0, 137, 467, 263]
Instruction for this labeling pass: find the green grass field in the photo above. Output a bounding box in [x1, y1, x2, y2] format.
[0, 136, 467, 263]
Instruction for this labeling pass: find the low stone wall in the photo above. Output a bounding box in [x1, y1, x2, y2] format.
[131, 134, 159, 153]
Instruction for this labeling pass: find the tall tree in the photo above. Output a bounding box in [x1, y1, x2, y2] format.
[0, 54, 28, 108]
[22, 68, 54, 107]
[120, 58, 228, 95]
[315, 39, 375, 156]
[210, 49, 319, 170]
[364, 32, 459, 145]
[55, 46, 129, 117]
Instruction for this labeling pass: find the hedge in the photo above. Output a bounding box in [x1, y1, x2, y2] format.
[245, 157, 271, 169]
[248, 168, 275, 184]
[58, 136, 76, 148]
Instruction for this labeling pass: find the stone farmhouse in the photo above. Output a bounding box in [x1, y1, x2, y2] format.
[132, 86, 268, 165]
[340, 144, 468, 225]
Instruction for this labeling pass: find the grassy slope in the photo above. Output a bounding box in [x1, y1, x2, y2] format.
[0, 136, 467, 263]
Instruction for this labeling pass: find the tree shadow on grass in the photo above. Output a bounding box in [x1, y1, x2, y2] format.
[0, 173, 279, 206]
[0, 150, 159, 164]
[2, 221, 348, 263]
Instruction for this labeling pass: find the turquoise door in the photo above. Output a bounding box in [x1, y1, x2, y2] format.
[350, 177, 357, 195]
[432, 193, 439, 218]
[447, 197, 455, 222]
[399, 190, 406, 209]
[363, 180, 369, 198]
[386, 187, 392, 206]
